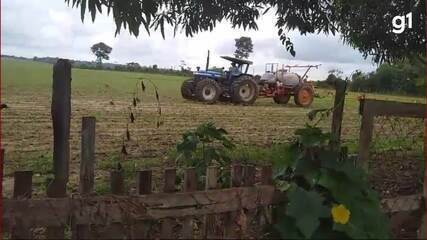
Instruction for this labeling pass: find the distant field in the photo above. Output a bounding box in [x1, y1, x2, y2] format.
[1, 58, 424, 195]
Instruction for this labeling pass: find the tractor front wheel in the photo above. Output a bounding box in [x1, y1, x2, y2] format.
[294, 84, 314, 107]
[273, 94, 290, 104]
[232, 76, 259, 105]
[181, 79, 195, 100]
[195, 78, 221, 103]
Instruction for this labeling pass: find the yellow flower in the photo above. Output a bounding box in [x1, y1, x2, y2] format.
[331, 204, 351, 224]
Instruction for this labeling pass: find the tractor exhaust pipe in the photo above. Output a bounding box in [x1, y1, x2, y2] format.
[206, 50, 210, 71]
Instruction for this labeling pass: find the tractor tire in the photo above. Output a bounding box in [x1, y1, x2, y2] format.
[181, 79, 195, 100]
[294, 84, 314, 107]
[231, 76, 259, 105]
[195, 78, 221, 104]
[273, 94, 291, 104]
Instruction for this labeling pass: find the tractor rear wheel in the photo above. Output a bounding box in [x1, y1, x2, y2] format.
[231, 76, 259, 105]
[273, 94, 291, 104]
[195, 78, 221, 103]
[181, 79, 195, 100]
[294, 84, 314, 107]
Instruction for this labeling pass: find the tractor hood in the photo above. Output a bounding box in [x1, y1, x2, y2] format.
[194, 70, 222, 78]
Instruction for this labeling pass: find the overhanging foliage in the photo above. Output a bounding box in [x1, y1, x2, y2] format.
[65, 0, 425, 63]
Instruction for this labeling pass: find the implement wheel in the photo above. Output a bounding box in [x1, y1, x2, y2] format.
[181, 79, 195, 100]
[195, 78, 221, 103]
[231, 76, 259, 105]
[294, 84, 314, 107]
[273, 94, 291, 104]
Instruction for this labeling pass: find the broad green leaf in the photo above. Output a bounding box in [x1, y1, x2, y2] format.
[286, 186, 330, 238]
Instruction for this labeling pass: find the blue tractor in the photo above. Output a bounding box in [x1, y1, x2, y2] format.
[181, 55, 259, 104]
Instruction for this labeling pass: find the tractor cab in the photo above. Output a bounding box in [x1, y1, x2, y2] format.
[220, 56, 253, 81]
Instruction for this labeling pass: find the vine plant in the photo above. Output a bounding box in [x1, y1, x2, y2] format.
[118, 78, 162, 161]
[266, 125, 390, 239]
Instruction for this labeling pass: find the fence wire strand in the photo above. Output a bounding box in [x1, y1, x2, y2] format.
[368, 116, 424, 239]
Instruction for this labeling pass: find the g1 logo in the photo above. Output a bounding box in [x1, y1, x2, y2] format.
[392, 12, 412, 34]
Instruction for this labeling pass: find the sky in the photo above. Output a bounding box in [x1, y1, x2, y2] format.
[1, 0, 378, 79]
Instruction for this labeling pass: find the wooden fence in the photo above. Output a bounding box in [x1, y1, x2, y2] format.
[4, 164, 279, 239]
[357, 98, 426, 169]
[2, 115, 281, 239]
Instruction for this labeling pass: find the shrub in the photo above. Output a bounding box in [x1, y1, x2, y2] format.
[174, 122, 235, 187]
[267, 125, 390, 239]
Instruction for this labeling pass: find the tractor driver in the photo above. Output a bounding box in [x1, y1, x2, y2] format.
[229, 62, 241, 76]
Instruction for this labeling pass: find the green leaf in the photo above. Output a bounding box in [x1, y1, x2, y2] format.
[286, 186, 330, 238]
[274, 215, 303, 239]
[276, 179, 291, 192]
[80, 0, 87, 22]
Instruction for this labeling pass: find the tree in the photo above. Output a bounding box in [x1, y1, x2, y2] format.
[234, 37, 253, 59]
[91, 42, 112, 65]
[349, 58, 426, 95]
[126, 62, 141, 71]
[66, 0, 425, 63]
[179, 60, 187, 71]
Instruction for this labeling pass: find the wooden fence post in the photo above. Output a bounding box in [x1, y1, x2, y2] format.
[110, 170, 125, 195]
[224, 163, 243, 238]
[330, 80, 347, 151]
[0, 149, 4, 240]
[260, 165, 273, 185]
[160, 168, 176, 239]
[130, 170, 152, 239]
[259, 166, 273, 226]
[11, 171, 33, 239]
[203, 166, 219, 239]
[91, 170, 127, 239]
[182, 168, 197, 239]
[80, 117, 96, 194]
[46, 59, 71, 240]
[73, 117, 97, 239]
[358, 99, 375, 169]
[137, 170, 152, 195]
[47, 59, 72, 197]
[241, 165, 256, 237]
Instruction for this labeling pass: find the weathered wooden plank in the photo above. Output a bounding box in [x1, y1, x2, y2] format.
[96, 170, 127, 239]
[74, 117, 97, 239]
[160, 168, 176, 239]
[182, 168, 197, 239]
[80, 117, 96, 195]
[259, 166, 273, 227]
[46, 59, 71, 240]
[243, 165, 256, 187]
[203, 167, 219, 239]
[360, 99, 425, 118]
[330, 80, 347, 150]
[224, 164, 244, 238]
[110, 170, 125, 195]
[13, 171, 33, 199]
[3, 186, 280, 229]
[0, 149, 4, 239]
[241, 166, 256, 238]
[130, 170, 153, 239]
[137, 170, 152, 195]
[358, 109, 375, 170]
[11, 171, 33, 239]
[260, 166, 273, 185]
[163, 168, 176, 193]
[230, 163, 243, 188]
[48, 59, 72, 194]
[381, 194, 421, 213]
